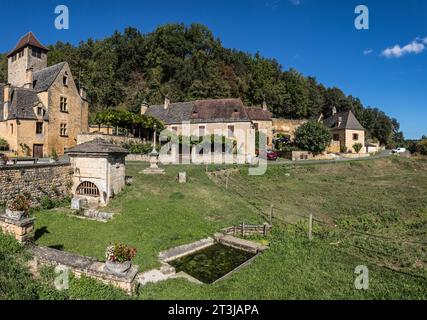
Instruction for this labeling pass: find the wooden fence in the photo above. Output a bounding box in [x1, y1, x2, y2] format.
[222, 223, 272, 237]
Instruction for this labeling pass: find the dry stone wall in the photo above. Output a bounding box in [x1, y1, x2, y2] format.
[0, 163, 72, 205]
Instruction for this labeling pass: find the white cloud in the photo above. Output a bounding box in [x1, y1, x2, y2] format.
[363, 49, 373, 55]
[381, 38, 426, 58]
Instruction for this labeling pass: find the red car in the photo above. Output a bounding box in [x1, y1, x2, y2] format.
[257, 150, 278, 161]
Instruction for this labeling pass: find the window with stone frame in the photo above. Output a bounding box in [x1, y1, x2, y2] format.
[353, 133, 359, 141]
[228, 125, 235, 138]
[36, 122, 43, 135]
[60, 123, 68, 137]
[60, 97, 68, 112]
[333, 134, 340, 141]
[63, 72, 69, 86]
[199, 126, 206, 137]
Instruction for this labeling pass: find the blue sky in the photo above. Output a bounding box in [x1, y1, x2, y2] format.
[1, 0, 426, 138]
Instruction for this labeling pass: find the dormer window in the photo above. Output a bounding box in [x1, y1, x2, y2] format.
[63, 72, 69, 86]
[37, 107, 43, 116]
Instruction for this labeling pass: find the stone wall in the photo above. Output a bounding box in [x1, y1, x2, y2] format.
[77, 133, 143, 146]
[0, 163, 72, 205]
[272, 118, 308, 140]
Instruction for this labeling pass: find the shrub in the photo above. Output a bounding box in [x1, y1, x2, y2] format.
[40, 196, 55, 210]
[353, 143, 363, 154]
[105, 244, 137, 263]
[295, 121, 332, 154]
[122, 141, 152, 154]
[51, 148, 59, 161]
[340, 145, 348, 153]
[0, 138, 9, 151]
[416, 139, 427, 155]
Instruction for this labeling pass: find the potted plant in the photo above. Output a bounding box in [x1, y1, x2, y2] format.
[105, 243, 137, 276]
[5, 194, 31, 220]
[50, 148, 59, 163]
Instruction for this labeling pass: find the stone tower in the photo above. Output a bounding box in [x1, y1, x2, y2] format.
[7, 32, 49, 87]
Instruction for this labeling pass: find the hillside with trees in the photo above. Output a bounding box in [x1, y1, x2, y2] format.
[0, 24, 403, 145]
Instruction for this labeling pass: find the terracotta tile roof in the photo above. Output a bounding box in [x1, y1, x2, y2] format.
[7, 32, 49, 57]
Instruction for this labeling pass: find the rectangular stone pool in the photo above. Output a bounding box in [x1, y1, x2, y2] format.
[169, 243, 256, 284]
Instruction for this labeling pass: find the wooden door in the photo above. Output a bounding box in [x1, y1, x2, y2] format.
[33, 144, 44, 158]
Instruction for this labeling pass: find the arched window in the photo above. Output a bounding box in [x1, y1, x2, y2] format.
[76, 181, 100, 197]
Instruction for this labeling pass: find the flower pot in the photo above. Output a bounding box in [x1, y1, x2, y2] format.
[5, 209, 27, 221]
[105, 260, 131, 276]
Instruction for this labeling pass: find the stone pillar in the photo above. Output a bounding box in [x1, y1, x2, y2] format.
[0, 214, 35, 244]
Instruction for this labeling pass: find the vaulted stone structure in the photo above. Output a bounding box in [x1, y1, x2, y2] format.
[65, 138, 129, 207]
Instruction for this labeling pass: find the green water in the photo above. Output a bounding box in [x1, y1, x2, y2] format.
[170, 244, 255, 284]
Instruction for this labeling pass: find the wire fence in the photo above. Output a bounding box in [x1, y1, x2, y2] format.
[208, 169, 427, 280]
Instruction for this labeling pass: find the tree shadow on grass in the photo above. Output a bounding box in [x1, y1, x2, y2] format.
[34, 226, 50, 241]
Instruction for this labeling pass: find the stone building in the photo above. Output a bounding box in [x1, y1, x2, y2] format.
[0, 32, 89, 158]
[144, 98, 257, 161]
[245, 102, 273, 148]
[65, 138, 129, 207]
[323, 109, 366, 153]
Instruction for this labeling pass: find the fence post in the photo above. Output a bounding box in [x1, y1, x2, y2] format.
[242, 222, 245, 237]
[269, 204, 274, 226]
[308, 214, 313, 240]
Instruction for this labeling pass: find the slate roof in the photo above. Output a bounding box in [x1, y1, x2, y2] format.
[0, 85, 44, 121]
[146, 98, 252, 125]
[8, 32, 49, 57]
[245, 107, 272, 121]
[33, 62, 66, 92]
[65, 138, 130, 155]
[323, 110, 365, 131]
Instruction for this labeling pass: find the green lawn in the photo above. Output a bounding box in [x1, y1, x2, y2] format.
[34, 157, 427, 299]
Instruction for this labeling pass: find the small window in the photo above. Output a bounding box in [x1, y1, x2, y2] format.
[76, 181, 100, 197]
[12, 54, 17, 62]
[60, 97, 68, 112]
[333, 134, 340, 141]
[31, 47, 42, 59]
[228, 125, 235, 138]
[18, 50, 24, 58]
[37, 107, 43, 116]
[353, 134, 359, 141]
[60, 123, 68, 137]
[199, 126, 206, 137]
[36, 122, 43, 134]
[10, 124, 14, 134]
[63, 72, 69, 86]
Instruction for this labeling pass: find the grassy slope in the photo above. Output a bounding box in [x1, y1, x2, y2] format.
[34, 157, 427, 299]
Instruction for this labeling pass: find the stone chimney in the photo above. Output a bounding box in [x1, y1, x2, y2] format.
[164, 96, 170, 110]
[140, 100, 149, 115]
[24, 68, 33, 89]
[79, 87, 87, 100]
[3, 84, 11, 120]
[332, 107, 337, 115]
[262, 101, 268, 111]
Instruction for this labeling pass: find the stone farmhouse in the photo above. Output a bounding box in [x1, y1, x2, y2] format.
[143, 98, 273, 159]
[0, 32, 89, 158]
[323, 109, 366, 154]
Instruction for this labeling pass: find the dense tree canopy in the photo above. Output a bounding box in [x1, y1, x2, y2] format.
[295, 121, 332, 154]
[0, 23, 403, 144]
